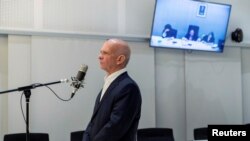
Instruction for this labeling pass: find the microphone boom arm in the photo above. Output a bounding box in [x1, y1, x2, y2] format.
[0, 79, 69, 95]
[0, 78, 69, 141]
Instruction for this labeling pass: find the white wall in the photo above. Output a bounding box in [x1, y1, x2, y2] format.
[185, 47, 243, 140]
[242, 48, 250, 123]
[8, 35, 32, 133]
[0, 35, 8, 141]
[218, 0, 250, 42]
[155, 49, 186, 141]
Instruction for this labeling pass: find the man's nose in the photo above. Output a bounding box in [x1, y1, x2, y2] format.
[98, 54, 102, 60]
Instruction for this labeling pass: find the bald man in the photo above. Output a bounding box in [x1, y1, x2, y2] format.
[82, 39, 142, 141]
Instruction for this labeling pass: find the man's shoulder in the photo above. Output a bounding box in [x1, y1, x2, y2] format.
[118, 72, 138, 84]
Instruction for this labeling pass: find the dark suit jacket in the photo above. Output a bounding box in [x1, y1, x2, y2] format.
[83, 72, 142, 141]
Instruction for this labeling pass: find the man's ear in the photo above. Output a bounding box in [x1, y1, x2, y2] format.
[117, 55, 126, 65]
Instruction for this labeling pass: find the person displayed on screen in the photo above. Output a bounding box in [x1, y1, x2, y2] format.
[82, 38, 142, 141]
[161, 24, 176, 38]
[201, 32, 215, 44]
[183, 25, 199, 41]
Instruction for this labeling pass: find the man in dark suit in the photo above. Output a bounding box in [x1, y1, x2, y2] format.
[82, 38, 142, 141]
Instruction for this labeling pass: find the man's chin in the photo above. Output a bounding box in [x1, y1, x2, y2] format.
[99, 65, 105, 70]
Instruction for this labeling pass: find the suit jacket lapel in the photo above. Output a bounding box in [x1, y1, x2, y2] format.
[90, 72, 127, 121]
[93, 90, 102, 114]
[91, 83, 117, 121]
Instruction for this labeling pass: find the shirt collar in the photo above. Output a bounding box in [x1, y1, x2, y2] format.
[104, 68, 127, 82]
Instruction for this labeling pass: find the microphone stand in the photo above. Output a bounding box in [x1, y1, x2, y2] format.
[0, 79, 68, 141]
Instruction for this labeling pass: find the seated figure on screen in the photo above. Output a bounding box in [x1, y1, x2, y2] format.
[161, 24, 177, 38]
[201, 32, 215, 44]
[182, 25, 199, 41]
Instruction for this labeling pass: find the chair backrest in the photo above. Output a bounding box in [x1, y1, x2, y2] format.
[71, 131, 85, 141]
[171, 29, 177, 38]
[186, 25, 199, 40]
[193, 127, 208, 140]
[137, 128, 174, 141]
[4, 133, 49, 141]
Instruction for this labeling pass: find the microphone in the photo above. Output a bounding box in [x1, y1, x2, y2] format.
[71, 64, 88, 98]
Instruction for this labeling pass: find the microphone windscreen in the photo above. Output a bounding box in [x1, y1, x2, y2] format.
[76, 64, 88, 81]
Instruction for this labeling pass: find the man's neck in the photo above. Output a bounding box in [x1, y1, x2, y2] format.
[106, 67, 125, 76]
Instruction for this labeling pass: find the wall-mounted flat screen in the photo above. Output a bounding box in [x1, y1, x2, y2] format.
[150, 0, 232, 53]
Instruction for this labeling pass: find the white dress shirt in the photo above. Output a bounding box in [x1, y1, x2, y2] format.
[100, 68, 127, 101]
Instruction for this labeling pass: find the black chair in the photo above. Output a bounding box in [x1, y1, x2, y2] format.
[71, 130, 84, 141]
[193, 127, 208, 140]
[171, 29, 178, 38]
[137, 128, 175, 141]
[4, 133, 49, 141]
[185, 25, 200, 41]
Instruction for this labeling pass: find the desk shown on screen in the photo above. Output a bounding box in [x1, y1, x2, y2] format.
[150, 36, 220, 52]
